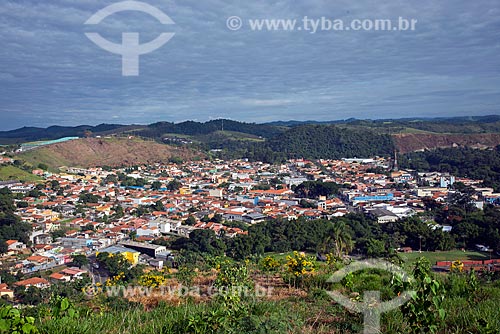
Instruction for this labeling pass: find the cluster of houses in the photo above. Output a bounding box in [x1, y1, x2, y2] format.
[1, 156, 499, 298]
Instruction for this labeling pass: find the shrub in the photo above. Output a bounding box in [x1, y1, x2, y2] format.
[0, 305, 38, 334]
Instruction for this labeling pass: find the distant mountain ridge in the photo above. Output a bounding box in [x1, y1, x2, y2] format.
[3, 115, 500, 164]
[0, 124, 135, 143]
[1, 115, 500, 144]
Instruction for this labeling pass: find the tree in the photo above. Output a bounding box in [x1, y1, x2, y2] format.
[188, 229, 226, 256]
[185, 215, 197, 226]
[27, 189, 42, 198]
[167, 179, 182, 191]
[50, 229, 66, 240]
[152, 201, 165, 212]
[71, 254, 89, 268]
[366, 238, 386, 257]
[328, 221, 353, 258]
[0, 190, 32, 251]
[16, 201, 29, 209]
[449, 183, 476, 214]
[210, 214, 223, 223]
[151, 181, 162, 191]
[294, 181, 341, 199]
[79, 192, 100, 204]
[15, 285, 44, 305]
[112, 205, 124, 219]
[96, 252, 141, 281]
[37, 163, 48, 170]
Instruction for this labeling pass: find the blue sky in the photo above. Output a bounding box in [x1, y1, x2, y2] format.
[1, 0, 499, 130]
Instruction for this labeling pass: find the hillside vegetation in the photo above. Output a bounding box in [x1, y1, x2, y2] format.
[0, 165, 42, 182]
[269, 125, 394, 159]
[19, 137, 202, 168]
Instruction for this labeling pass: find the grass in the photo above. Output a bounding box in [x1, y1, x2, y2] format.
[0, 165, 42, 182]
[162, 133, 196, 139]
[400, 250, 497, 265]
[214, 131, 265, 142]
[162, 131, 265, 143]
[20, 148, 69, 171]
[34, 281, 500, 334]
[12, 254, 500, 334]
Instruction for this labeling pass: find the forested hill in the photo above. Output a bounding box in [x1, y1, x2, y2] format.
[0, 124, 128, 143]
[136, 120, 283, 139]
[0, 120, 284, 144]
[268, 125, 394, 159]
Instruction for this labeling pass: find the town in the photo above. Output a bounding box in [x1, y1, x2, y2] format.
[1, 153, 499, 299]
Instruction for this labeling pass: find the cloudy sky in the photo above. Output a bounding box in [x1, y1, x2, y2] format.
[1, 0, 499, 130]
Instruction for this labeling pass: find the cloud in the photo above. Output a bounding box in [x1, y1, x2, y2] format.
[241, 99, 294, 107]
[0, 0, 499, 130]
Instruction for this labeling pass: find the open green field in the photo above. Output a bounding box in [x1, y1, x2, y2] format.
[400, 250, 497, 265]
[215, 130, 265, 141]
[0, 165, 42, 182]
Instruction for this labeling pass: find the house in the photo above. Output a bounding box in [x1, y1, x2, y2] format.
[14, 277, 51, 289]
[49, 272, 71, 283]
[242, 212, 267, 224]
[60, 267, 87, 280]
[5, 240, 26, 255]
[33, 233, 52, 245]
[368, 208, 399, 224]
[223, 209, 245, 222]
[0, 180, 22, 189]
[0, 283, 14, 298]
[119, 240, 168, 258]
[98, 245, 140, 265]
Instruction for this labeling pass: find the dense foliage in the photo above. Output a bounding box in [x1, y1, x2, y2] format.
[0, 188, 31, 253]
[137, 119, 283, 139]
[293, 180, 342, 198]
[269, 125, 394, 159]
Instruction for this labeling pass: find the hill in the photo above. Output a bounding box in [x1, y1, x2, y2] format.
[394, 133, 500, 153]
[0, 120, 283, 144]
[19, 137, 203, 169]
[0, 124, 138, 143]
[137, 120, 283, 139]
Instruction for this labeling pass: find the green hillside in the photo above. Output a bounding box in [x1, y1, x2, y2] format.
[0, 165, 42, 182]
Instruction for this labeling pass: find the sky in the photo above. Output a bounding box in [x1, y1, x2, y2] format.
[0, 0, 500, 130]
